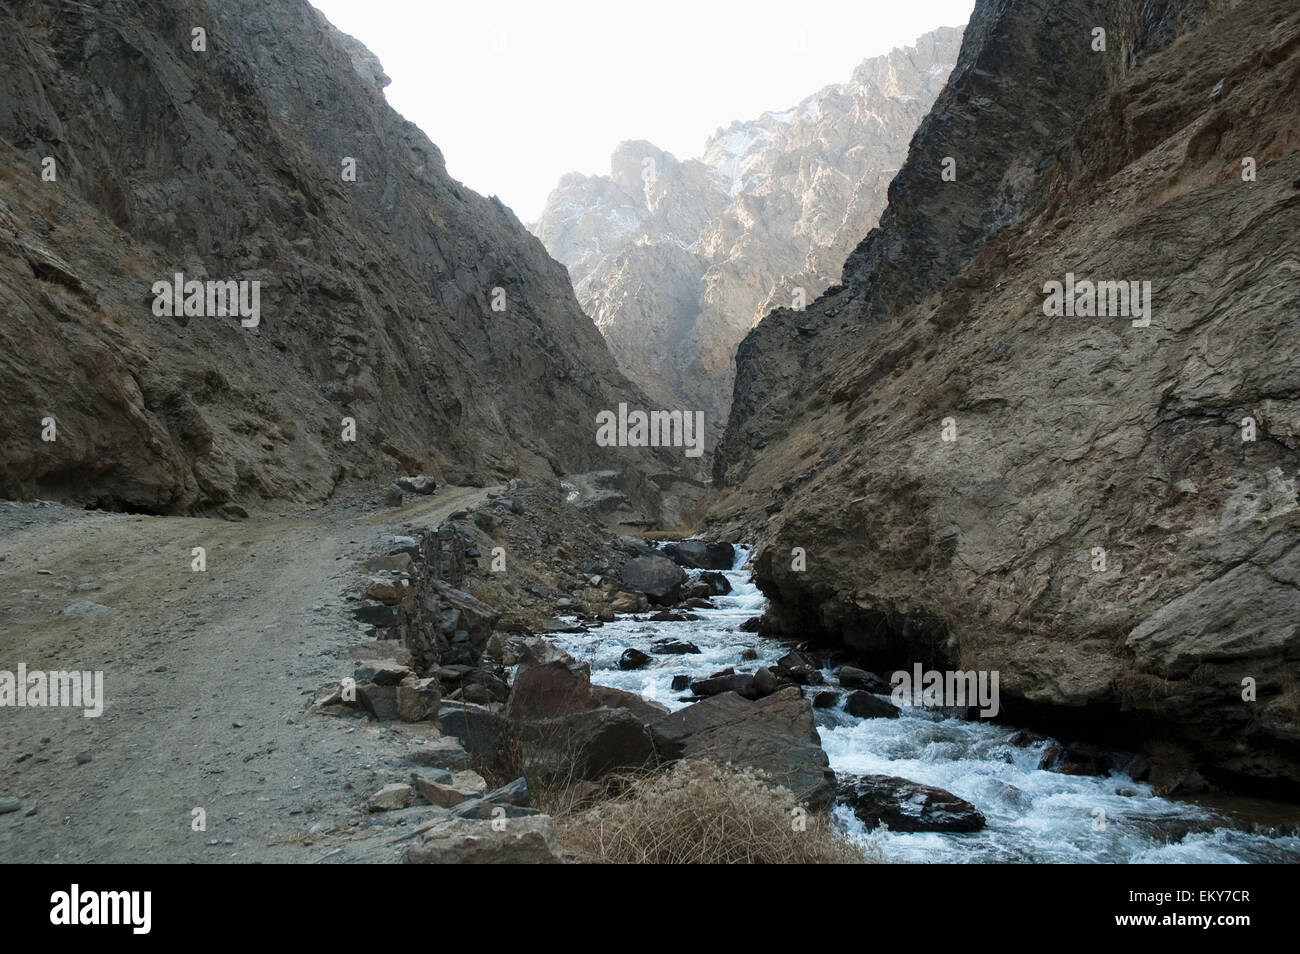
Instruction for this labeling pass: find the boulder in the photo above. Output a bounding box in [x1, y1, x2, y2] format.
[812, 690, 839, 708]
[652, 639, 700, 655]
[618, 554, 687, 605]
[649, 687, 836, 809]
[618, 647, 652, 670]
[689, 672, 758, 699]
[520, 707, 657, 783]
[366, 783, 412, 812]
[396, 475, 437, 495]
[661, 541, 735, 570]
[437, 702, 510, 774]
[837, 775, 986, 832]
[590, 685, 670, 724]
[844, 690, 901, 719]
[837, 666, 892, 694]
[404, 816, 564, 864]
[506, 643, 596, 722]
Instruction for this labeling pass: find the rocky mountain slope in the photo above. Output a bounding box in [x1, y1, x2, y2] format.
[532, 28, 964, 444]
[710, 0, 1300, 793]
[0, 0, 694, 521]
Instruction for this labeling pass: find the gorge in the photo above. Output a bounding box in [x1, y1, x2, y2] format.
[0, 0, 1297, 868]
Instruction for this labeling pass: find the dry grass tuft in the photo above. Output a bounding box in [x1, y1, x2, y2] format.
[553, 759, 876, 864]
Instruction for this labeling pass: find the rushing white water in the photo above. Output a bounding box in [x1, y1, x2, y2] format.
[552, 547, 1300, 863]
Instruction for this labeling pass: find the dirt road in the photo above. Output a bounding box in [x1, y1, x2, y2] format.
[0, 486, 490, 863]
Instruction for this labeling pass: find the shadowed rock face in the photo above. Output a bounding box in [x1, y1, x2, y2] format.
[711, 0, 1300, 791]
[532, 28, 964, 449]
[0, 0, 688, 517]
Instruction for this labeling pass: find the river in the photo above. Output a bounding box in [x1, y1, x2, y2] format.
[549, 547, 1300, 863]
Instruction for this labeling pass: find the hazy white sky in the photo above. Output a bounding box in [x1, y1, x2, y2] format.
[310, 0, 975, 223]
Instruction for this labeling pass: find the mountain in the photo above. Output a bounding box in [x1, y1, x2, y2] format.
[531, 27, 964, 447]
[0, 0, 696, 522]
[710, 0, 1300, 792]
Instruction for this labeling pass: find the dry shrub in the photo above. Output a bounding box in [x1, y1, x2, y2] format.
[554, 759, 875, 864]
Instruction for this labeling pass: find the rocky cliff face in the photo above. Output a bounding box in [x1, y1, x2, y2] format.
[712, 0, 1300, 792]
[532, 28, 964, 445]
[0, 0, 694, 520]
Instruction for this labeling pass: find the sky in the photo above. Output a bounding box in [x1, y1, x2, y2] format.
[309, 0, 976, 224]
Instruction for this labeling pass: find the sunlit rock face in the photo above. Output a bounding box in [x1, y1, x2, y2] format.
[532, 28, 964, 448]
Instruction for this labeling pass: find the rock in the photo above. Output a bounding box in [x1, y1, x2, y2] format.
[413, 777, 479, 808]
[697, 570, 732, 595]
[438, 703, 510, 773]
[404, 816, 564, 864]
[618, 554, 687, 605]
[364, 577, 406, 605]
[384, 484, 404, 507]
[778, 651, 810, 670]
[396, 475, 437, 495]
[406, 737, 472, 771]
[1037, 743, 1109, 777]
[649, 687, 836, 809]
[739, 617, 762, 633]
[812, 690, 839, 708]
[521, 707, 657, 783]
[837, 775, 985, 833]
[739, 647, 759, 660]
[661, 541, 735, 570]
[540, 617, 586, 634]
[618, 648, 652, 670]
[484, 777, 531, 807]
[671, 674, 691, 691]
[402, 580, 501, 671]
[652, 639, 700, 655]
[353, 661, 412, 686]
[366, 783, 413, 812]
[0, 797, 20, 815]
[844, 691, 901, 719]
[753, 666, 781, 696]
[506, 643, 596, 722]
[590, 685, 670, 724]
[689, 672, 758, 698]
[617, 536, 656, 557]
[837, 666, 891, 693]
[610, 592, 645, 613]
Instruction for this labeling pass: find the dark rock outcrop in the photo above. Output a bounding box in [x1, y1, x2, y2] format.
[838, 775, 986, 833]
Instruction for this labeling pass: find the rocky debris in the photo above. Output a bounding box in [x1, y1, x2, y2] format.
[844, 691, 901, 720]
[396, 475, 437, 495]
[618, 648, 652, 670]
[404, 816, 564, 864]
[400, 561, 501, 670]
[837, 775, 986, 833]
[617, 554, 687, 605]
[649, 687, 836, 809]
[837, 666, 892, 694]
[661, 541, 735, 570]
[352, 672, 440, 723]
[366, 783, 413, 812]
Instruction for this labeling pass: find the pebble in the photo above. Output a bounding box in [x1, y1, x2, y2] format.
[0, 797, 21, 814]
